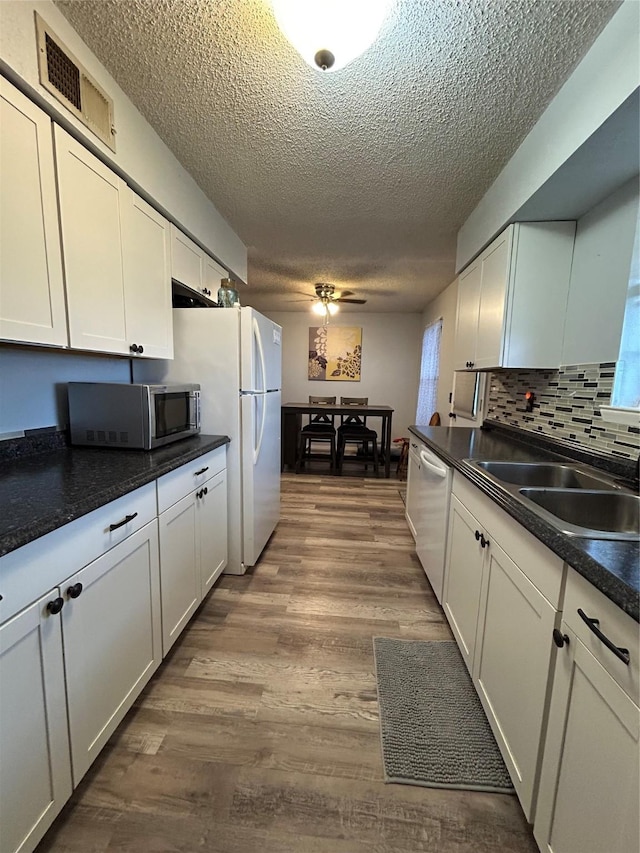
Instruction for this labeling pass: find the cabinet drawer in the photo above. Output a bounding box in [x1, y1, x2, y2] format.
[157, 446, 226, 513]
[453, 472, 564, 607]
[563, 568, 639, 706]
[0, 483, 156, 625]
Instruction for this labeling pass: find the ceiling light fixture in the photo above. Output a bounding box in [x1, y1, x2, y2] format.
[312, 297, 339, 324]
[271, 0, 391, 72]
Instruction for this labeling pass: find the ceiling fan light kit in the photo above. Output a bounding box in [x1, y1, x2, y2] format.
[271, 0, 391, 72]
[310, 282, 367, 324]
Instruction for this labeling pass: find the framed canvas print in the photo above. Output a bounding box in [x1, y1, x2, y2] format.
[309, 326, 362, 381]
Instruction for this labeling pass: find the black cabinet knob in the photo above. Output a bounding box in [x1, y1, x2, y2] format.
[138, 345, 144, 354]
[552, 628, 570, 648]
[130, 343, 139, 353]
[203, 486, 208, 495]
[67, 582, 83, 599]
[47, 597, 64, 615]
[474, 529, 481, 541]
[480, 533, 490, 549]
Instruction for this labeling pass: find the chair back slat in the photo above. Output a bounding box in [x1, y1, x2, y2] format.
[308, 396, 336, 427]
[339, 397, 368, 429]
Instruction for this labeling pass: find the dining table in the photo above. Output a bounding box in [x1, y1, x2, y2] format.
[281, 402, 394, 478]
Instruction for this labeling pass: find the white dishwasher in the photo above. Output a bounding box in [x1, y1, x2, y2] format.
[406, 435, 452, 604]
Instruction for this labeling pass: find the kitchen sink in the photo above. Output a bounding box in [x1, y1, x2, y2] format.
[519, 489, 640, 540]
[472, 461, 621, 491]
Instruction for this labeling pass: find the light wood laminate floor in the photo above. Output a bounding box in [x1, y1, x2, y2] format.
[37, 473, 537, 853]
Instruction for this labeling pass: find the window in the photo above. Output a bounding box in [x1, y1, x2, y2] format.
[416, 319, 443, 424]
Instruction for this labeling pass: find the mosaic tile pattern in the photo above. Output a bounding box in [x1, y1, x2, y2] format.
[487, 363, 640, 460]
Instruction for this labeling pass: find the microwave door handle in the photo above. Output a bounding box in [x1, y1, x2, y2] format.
[190, 390, 200, 429]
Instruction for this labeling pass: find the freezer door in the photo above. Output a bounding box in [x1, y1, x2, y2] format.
[241, 389, 281, 566]
[240, 307, 282, 392]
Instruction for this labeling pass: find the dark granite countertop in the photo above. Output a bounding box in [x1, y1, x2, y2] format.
[0, 434, 229, 559]
[409, 423, 639, 622]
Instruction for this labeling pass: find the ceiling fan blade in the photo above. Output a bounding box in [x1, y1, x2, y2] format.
[334, 290, 354, 298]
[336, 298, 367, 304]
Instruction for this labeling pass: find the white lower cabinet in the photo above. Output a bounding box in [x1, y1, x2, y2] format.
[158, 462, 228, 654]
[0, 591, 72, 853]
[443, 473, 564, 822]
[443, 494, 485, 672]
[0, 451, 228, 853]
[473, 535, 557, 820]
[158, 490, 200, 653]
[534, 571, 640, 853]
[62, 521, 161, 784]
[199, 469, 228, 596]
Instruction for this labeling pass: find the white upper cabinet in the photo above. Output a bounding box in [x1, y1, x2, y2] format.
[121, 188, 173, 359]
[54, 124, 128, 355]
[454, 221, 576, 371]
[0, 79, 68, 348]
[203, 253, 227, 301]
[171, 225, 224, 303]
[55, 125, 173, 358]
[454, 265, 481, 370]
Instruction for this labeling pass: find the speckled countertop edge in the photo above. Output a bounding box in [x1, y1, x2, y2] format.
[0, 435, 230, 559]
[409, 424, 639, 623]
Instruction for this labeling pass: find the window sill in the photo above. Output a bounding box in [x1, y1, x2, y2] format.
[599, 406, 640, 427]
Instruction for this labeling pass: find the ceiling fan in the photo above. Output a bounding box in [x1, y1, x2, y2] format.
[311, 283, 366, 322]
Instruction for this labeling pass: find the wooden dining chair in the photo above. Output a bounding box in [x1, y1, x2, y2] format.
[296, 396, 337, 472]
[336, 397, 379, 475]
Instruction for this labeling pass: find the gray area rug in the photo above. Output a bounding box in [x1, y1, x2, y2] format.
[373, 638, 514, 792]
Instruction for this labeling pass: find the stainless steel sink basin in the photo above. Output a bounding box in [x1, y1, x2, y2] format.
[519, 489, 640, 540]
[473, 461, 620, 490]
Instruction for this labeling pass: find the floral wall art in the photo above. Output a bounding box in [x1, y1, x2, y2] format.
[308, 326, 362, 381]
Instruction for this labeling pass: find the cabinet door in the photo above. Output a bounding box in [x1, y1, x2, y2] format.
[158, 491, 201, 655]
[534, 629, 640, 853]
[454, 266, 481, 370]
[443, 495, 484, 674]
[473, 538, 557, 820]
[0, 79, 67, 347]
[203, 254, 227, 302]
[475, 228, 511, 369]
[62, 521, 161, 784]
[171, 225, 203, 294]
[121, 188, 173, 359]
[0, 591, 72, 853]
[54, 125, 128, 354]
[199, 469, 228, 596]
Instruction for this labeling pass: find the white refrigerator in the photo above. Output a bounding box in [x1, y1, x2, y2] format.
[134, 306, 282, 575]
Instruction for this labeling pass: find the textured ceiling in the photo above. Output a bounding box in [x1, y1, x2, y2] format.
[55, 0, 619, 314]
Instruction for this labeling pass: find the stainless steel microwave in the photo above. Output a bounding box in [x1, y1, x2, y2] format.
[68, 382, 201, 449]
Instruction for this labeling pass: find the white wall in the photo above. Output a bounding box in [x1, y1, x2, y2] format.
[456, 1, 640, 270]
[0, 346, 129, 436]
[0, 0, 247, 281]
[265, 312, 423, 437]
[420, 278, 458, 420]
[562, 178, 639, 366]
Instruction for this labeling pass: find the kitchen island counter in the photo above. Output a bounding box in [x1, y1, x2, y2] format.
[409, 422, 639, 622]
[0, 434, 229, 559]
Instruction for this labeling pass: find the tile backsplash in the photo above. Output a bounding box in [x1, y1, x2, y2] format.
[487, 363, 639, 459]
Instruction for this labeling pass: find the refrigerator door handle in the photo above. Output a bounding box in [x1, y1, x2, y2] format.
[253, 393, 266, 463]
[253, 316, 266, 394]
